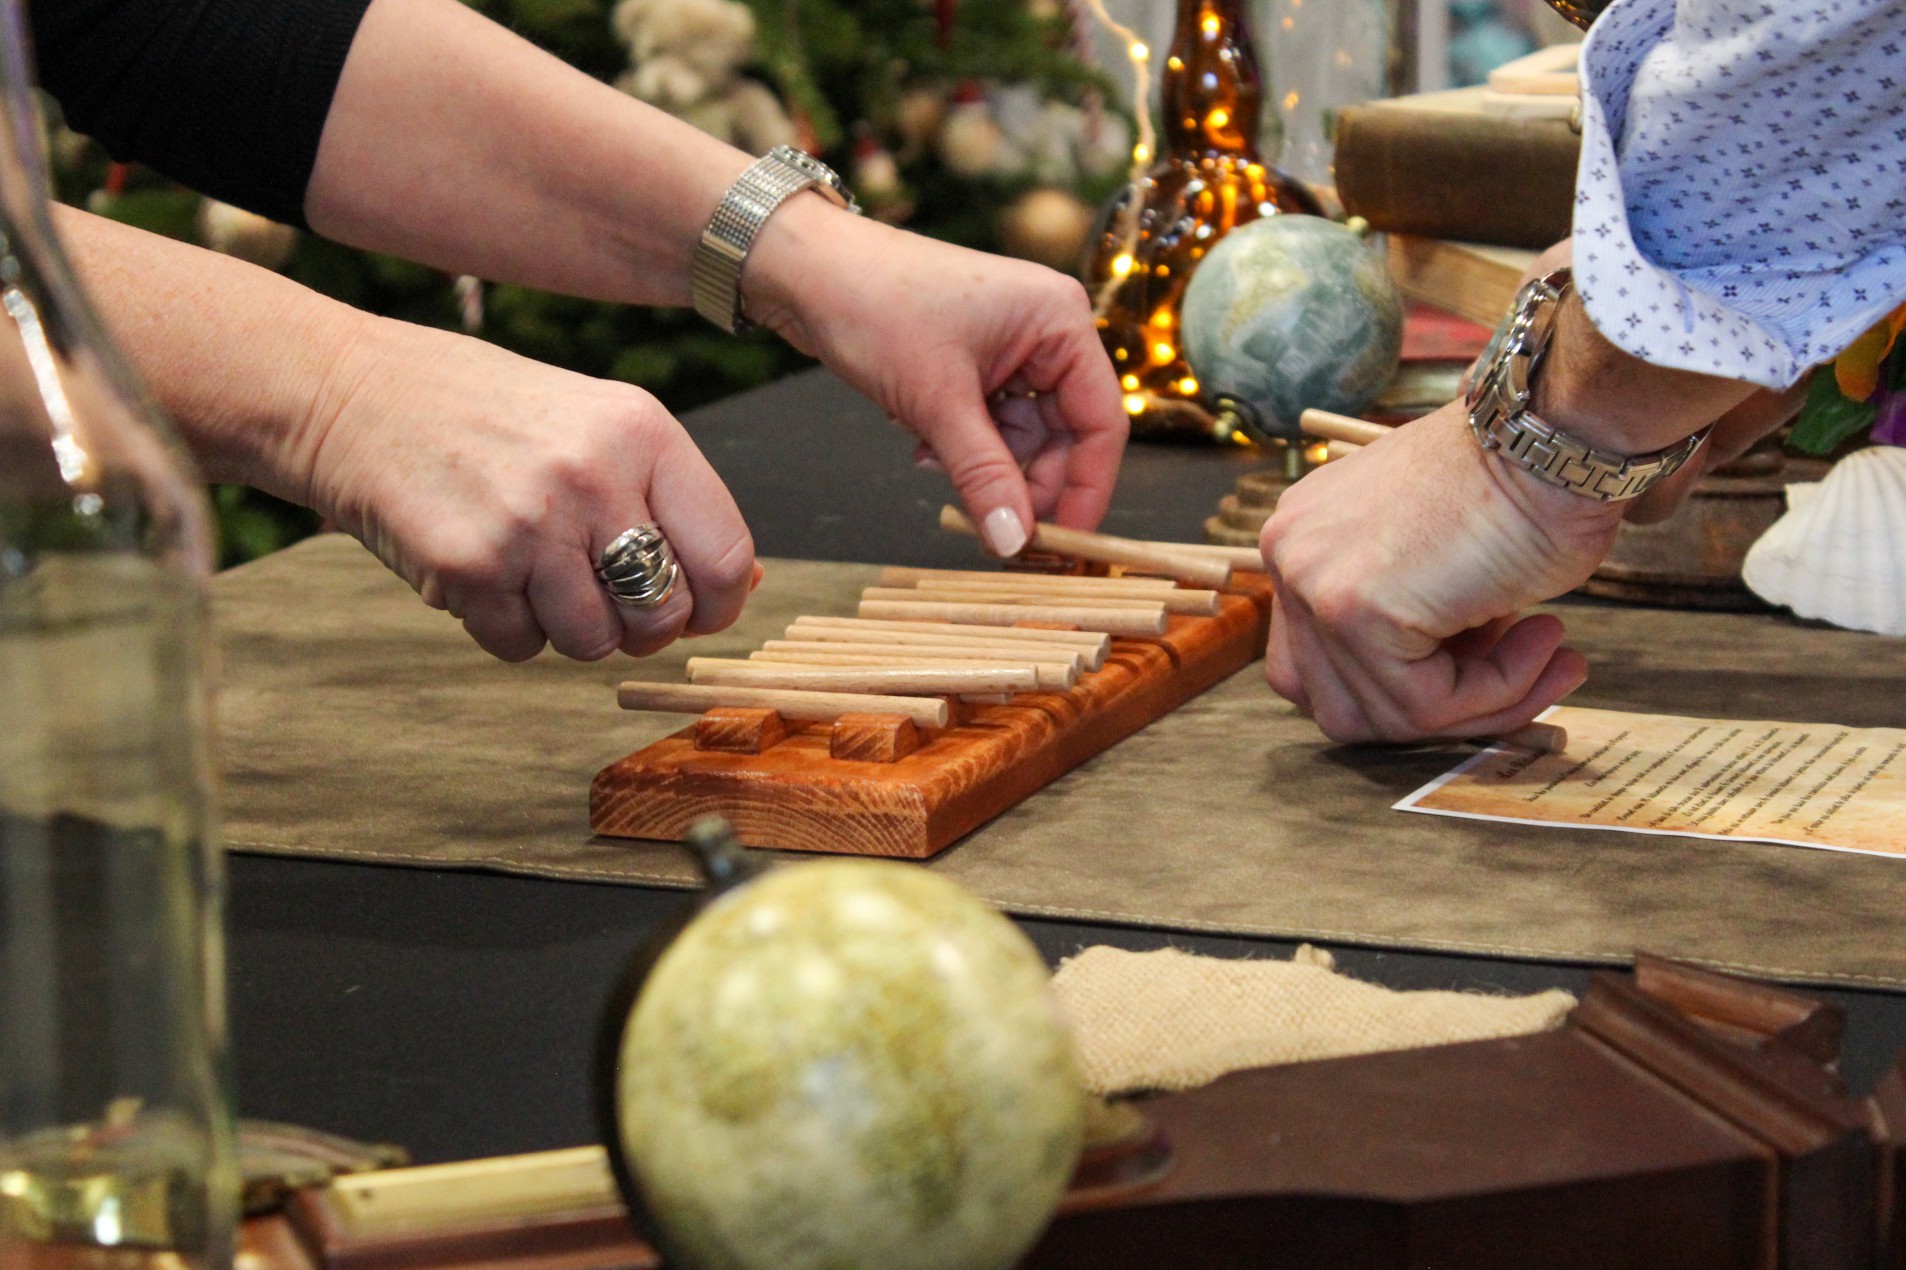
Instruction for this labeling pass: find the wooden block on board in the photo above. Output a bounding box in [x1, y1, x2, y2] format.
[693, 707, 788, 755]
[830, 713, 923, 763]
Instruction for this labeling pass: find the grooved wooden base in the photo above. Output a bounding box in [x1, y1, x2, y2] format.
[591, 583, 1273, 858]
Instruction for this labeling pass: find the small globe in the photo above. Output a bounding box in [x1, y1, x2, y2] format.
[613, 860, 1084, 1270]
[1181, 215, 1403, 441]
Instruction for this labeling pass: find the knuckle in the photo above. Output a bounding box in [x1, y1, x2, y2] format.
[1311, 702, 1365, 744]
[1050, 274, 1092, 313]
[1397, 699, 1451, 737]
[696, 532, 756, 600]
[432, 539, 513, 595]
[1307, 584, 1369, 634]
[1263, 660, 1303, 703]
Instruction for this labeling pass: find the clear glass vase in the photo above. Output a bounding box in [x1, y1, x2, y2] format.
[0, 3, 234, 1266]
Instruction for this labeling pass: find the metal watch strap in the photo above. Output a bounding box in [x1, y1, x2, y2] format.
[691, 145, 859, 334]
[1464, 267, 1708, 503]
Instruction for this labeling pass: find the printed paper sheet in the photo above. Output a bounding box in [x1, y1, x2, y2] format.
[1396, 705, 1906, 858]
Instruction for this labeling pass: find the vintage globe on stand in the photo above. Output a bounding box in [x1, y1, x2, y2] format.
[606, 843, 1085, 1270]
[1181, 214, 1403, 443]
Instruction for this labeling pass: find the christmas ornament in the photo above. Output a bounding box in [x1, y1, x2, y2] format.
[195, 199, 297, 270]
[997, 187, 1096, 273]
[853, 134, 902, 198]
[894, 84, 950, 163]
[938, 84, 1012, 178]
[611, 0, 797, 155]
[1082, 0, 1321, 439]
[1180, 215, 1401, 443]
[602, 821, 1084, 1270]
[852, 133, 914, 224]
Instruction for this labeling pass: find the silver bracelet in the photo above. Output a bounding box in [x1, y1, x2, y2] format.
[690, 145, 859, 334]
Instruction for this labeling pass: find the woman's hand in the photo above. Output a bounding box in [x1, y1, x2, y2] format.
[1259, 402, 1620, 744]
[289, 315, 754, 662]
[744, 197, 1126, 556]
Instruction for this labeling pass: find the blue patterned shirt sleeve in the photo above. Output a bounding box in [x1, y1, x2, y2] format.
[1572, 0, 1906, 389]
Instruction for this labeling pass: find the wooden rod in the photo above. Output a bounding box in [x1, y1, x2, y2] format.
[1143, 542, 1266, 573]
[792, 615, 1111, 655]
[1325, 439, 1362, 462]
[878, 566, 1178, 594]
[616, 682, 949, 729]
[687, 657, 1038, 695]
[783, 622, 1097, 671]
[1298, 408, 1393, 447]
[761, 640, 1078, 681]
[907, 580, 1221, 616]
[860, 598, 1168, 637]
[939, 505, 1232, 589]
[861, 586, 1175, 618]
[752, 645, 1077, 689]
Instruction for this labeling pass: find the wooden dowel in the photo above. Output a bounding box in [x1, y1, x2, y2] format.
[687, 657, 1038, 696]
[616, 682, 949, 729]
[861, 585, 1200, 618]
[860, 598, 1168, 637]
[1298, 408, 1393, 447]
[761, 640, 1078, 683]
[878, 566, 1178, 594]
[939, 505, 1232, 589]
[1146, 542, 1266, 573]
[783, 622, 1098, 671]
[791, 615, 1109, 654]
[752, 645, 1077, 689]
[1485, 721, 1568, 754]
[1325, 439, 1362, 462]
[908, 580, 1221, 616]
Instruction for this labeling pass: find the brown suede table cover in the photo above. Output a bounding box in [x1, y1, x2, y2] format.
[218, 534, 1906, 989]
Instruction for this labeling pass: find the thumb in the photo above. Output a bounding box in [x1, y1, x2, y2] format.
[921, 390, 1037, 558]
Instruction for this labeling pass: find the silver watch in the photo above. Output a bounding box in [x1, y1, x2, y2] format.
[1465, 267, 1707, 503]
[691, 145, 860, 334]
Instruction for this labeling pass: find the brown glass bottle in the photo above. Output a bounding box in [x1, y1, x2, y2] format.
[1541, 0, 1610, 30]
[1084, 0, 1320, 440]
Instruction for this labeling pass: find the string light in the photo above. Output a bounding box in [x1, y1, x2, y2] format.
[1079, 0, 1159, 319]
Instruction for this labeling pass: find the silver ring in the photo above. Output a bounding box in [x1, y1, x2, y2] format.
[596, 525, 679, 609]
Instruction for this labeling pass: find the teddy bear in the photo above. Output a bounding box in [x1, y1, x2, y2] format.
[611, 0, 798, 157]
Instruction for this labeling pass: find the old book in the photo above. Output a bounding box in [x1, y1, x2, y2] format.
[1335, 85, 1580, 250]
[1386, 235, 1536, 327]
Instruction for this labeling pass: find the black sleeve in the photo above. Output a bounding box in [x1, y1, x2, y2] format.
[29, 0, 375, 227]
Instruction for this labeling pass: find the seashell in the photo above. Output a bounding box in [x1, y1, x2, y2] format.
[1741, 444, 1906, 635]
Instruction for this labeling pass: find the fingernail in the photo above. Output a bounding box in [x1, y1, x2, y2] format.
[914, 453, 947, 474]
[750, 563, 765, 593]
[980, 506, 1028, 557]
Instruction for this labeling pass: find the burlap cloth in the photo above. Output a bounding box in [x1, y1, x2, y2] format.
[1052, 945, 1575, 1096]
[217, 536, 1906, 989]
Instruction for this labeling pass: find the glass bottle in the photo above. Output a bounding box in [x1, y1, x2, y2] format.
[0, 3, 234, 1266]
[1542, 0, 1610, 30]
[1083, 0, 1321, 440]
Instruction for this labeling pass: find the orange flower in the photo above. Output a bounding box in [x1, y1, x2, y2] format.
[1835, 303, 1906, 401]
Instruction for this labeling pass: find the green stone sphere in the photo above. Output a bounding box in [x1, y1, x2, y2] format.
[1181, 214, 1404, 439]
[615, 861, 1085, 1270]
